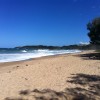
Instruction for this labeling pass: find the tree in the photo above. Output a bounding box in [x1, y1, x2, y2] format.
[87, 17, 100, 45]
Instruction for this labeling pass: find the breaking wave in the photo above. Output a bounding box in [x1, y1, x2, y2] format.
[0, 49, 81, 62]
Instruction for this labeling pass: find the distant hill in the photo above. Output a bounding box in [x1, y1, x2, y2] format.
[14, 44, 100, 50]
[0, 44, 99, 50]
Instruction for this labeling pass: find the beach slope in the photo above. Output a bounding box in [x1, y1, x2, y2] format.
[0, 51, 100, 100]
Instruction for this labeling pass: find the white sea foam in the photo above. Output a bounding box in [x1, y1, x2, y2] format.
[21, 50, 27, 53]
[0, 50, 81, 62]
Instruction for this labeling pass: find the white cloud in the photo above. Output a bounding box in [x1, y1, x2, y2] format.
[79, 42, 89, 45]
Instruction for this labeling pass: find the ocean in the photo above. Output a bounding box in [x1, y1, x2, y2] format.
[0, 49, 81, 62]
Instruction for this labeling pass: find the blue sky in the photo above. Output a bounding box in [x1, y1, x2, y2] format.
[0, 0, 100, 47]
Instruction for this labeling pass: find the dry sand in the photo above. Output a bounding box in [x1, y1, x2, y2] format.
[0, 51, 100, 100]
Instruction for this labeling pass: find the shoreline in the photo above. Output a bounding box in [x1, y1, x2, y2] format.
[0, 51, 80, 65]
[0, 49, 81, 64]
[0, 50, 82, 64]
[0, 50, 99, 100]
[0, 50, 86, 65]
[0, 50, 95, 75]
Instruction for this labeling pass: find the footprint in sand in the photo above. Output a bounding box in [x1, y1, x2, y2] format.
[16, 66, 20, 68]
[25, 78, 28, 80]
[8, 71, 11, 73]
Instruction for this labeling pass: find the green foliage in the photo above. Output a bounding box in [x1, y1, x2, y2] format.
[87, 17, 100, 45]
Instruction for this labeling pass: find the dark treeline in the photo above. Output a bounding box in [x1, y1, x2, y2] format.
[14, 44, 100, 50]
[0, 44, 100, 50]
[87, 17, 100, 45]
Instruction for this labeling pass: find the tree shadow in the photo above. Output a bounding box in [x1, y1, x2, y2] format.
[78, 52, 100, 60]
[5, 74, 100, 100]
[66, 74, 100, 100]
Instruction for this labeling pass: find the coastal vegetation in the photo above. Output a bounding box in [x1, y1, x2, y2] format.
[14, 44, 99, 50]
[0, 45, 100, 51]
[87, 17, 100, 45]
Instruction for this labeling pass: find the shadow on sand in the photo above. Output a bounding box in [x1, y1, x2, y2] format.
[5, 73, 100, 100]
[66, 74, 100, 100]
[78, 52, 100, 60]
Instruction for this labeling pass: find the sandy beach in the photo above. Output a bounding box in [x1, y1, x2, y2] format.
[0, 51, 100, 100]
